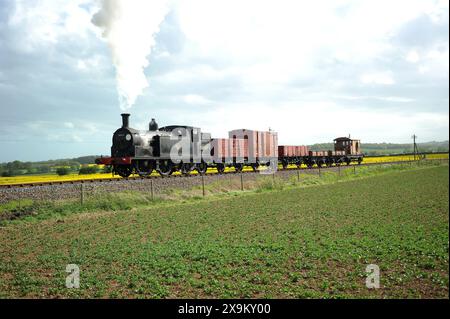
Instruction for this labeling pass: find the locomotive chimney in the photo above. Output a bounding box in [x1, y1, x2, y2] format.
[149, 118, 158, 131]
[121, 113, 130, 128]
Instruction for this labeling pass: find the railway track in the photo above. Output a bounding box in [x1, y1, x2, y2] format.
[0, 159, 440, 189]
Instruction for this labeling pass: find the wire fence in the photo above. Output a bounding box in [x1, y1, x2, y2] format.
[1, 158, 447, 209]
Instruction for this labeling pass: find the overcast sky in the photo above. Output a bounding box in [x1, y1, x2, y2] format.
[0, 0, 448, 162]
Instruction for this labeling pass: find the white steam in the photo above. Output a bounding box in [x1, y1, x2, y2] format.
[92, 0, 169, 110]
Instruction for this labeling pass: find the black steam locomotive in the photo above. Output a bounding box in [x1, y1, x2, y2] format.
[97, 113, 212, 177]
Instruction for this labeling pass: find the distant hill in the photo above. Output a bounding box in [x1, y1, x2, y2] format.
[309, 141, 449, 156]
[0, 155, 102, 176]
[30, 155, 99, 166]
[71, 156, 99, 165]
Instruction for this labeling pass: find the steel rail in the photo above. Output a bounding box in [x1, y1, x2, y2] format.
[1, 159, 446, 189]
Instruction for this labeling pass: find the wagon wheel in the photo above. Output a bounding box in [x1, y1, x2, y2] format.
[157, 159, 174, 177]
[282, 160, 288, 169]
[317, 161, 323, 168]
[115, 165, 133, 178]
[196, 161, 208, 175]
[296, 160, 302, 168]
[234, 163, 244, 173]
[180, 162, 195, 176]
[358, 158, 363, 165]
[251, 163, 260, 172]
[326, 160, 333, 167]
[216, 164, 225, 174]
[346, 160, 351, 166]
[307, 162, 314, 169]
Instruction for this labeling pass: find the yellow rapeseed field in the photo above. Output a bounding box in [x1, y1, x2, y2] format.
[363, 153, 448, 164]
[425, 153, 449, 160]
[0, 153, 447, 186]
[0, 173, 121, 186]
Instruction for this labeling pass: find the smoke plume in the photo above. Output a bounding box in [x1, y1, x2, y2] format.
[92, 0, 169, 110]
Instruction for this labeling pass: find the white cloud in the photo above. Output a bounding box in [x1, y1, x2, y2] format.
[425, 0, 449, 24]
[360, 72, 395, 85]
[76, 55, 104, 72]
[380, 97, 415, 103]
[80, 122, 99, 133]
[173, 0, 440, 82]
[156, 64, 238, 84]
[406, 50, 420, 63]
[170, 100, 448, 144]
[71, 134, 83, 142]
[182, 94, 210, 105]
[64, 122, 75, 129]
[336, 95, 414, 103]
[8, 0, 98, 52]
[416, 46, 449, 77]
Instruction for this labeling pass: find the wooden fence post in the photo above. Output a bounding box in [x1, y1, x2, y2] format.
[150, 179, 154, 201]
[80, 183, 85, 205]
[240, 172, 244, 191]
[202, 175, 205, 196]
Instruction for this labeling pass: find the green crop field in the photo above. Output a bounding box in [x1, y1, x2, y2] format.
[0, 165, 448, 298]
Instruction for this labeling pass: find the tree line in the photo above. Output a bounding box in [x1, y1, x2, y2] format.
[0, 160, 111, 177]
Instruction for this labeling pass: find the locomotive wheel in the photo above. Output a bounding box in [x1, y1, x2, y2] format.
[157, 160, 174, 177]
[181, 163, 195, 176]
[234, 163, 244, 173]
[196, 162, 208, 175]
[137, 170, 153, 177]
[115, 165, 133, 178]
[136, 160, 154, 177]
[216, 164, 225, 174]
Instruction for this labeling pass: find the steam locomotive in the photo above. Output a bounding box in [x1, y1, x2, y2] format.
[96, 113, 363, 177]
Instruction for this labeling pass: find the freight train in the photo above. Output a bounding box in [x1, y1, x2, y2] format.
[96, 113, 363, 177]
